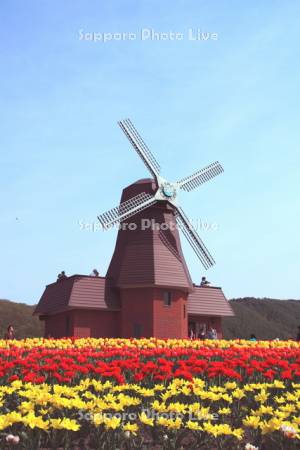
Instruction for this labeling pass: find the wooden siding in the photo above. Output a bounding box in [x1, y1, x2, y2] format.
[153, 289, 188, 338]
[107, 179, 193, 291]
[34, 276, 120, 315]
[188, 286, 234, 316]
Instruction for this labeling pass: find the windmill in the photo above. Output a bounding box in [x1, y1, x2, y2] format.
[98, 119, 223, 270]
[34, 119, 233, 340]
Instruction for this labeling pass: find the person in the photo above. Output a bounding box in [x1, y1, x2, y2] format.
[296, 326, 300, 341]
[189, 327, 195, 340]
[57, 271, 67, 281]
[249, 334, 257, 341]
[211, 328, 218, 339]
[207, 327, 216, 339]
[90, 269, 99, 277]
[198, 327, 206, 340]
[4, 325, 15, 340]
[200, 276, 211, 287]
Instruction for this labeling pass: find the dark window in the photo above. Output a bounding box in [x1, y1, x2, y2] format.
[163, 291, 172, 307]
[133, 323, 142, 338]
[184, 304, 186, 318]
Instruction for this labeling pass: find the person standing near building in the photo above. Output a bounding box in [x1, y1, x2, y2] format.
[198, 327, 206, 340]
[200, 276, 211, 287]
[90, 269, 99, 277]
[296, 326, 300, 341]
[211, 328, 218, 339]
[57, 271, 67, 281]
[4, 325, 15, 340]
[207, 327, 217, 339]
[189, 326, 195, 340]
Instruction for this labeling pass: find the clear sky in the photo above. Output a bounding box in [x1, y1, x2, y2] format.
[1, 1, 300, 304]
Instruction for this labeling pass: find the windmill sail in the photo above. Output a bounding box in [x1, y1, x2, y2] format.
[178, 161, 223, 192]
[175, 206, 215, 269]
[98, 118, 223, 269]
[98, 192, 157, 229]
[118, 119, 161, 179]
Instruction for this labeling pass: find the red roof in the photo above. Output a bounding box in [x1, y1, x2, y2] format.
[34, 277, 233, 318]
[188, 285, 234, 316]
[34, 276, 120, 315]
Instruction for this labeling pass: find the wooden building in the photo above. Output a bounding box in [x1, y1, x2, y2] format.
[34, 179, 234, 338]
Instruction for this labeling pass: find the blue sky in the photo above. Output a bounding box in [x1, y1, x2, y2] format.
[1, 0, 300, 304]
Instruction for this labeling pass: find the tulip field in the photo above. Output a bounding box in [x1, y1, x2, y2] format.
[0, 338, 299, 449]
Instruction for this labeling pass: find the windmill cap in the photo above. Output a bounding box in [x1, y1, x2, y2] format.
[121, 178, 157, 202]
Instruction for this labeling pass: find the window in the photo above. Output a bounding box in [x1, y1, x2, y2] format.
[183, 304, 186, 318]
[163, 291, 172, 307]
[133, 323, 142, 338]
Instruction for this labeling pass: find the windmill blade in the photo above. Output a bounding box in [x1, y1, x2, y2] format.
[178, 161, 224, 192]
[98, 192, 157, 229]
[118, 119, 161, 179]
[175, 206, 215, 269]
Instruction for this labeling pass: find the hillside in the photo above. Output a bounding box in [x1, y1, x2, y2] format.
[223, 298, 300, 340]
[0, 297, 299, 340]
[0, 299, 43, 339]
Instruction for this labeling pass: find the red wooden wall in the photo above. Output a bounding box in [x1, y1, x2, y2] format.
[120, 287, 188, 339]
[43, 310, 119, 338]
[120, 288, 154, 338]
[42, 307, 222, 339]
[153, 289, 188, 338]
[44, 311, 73, 338]
[72, 310, 119, 338]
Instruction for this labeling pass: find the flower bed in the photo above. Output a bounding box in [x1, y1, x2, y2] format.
[0, 338, 299, 449]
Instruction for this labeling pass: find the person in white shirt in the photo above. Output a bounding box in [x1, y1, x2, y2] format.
[200, 276, 211, 287]
[90, 269, 99, 277]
